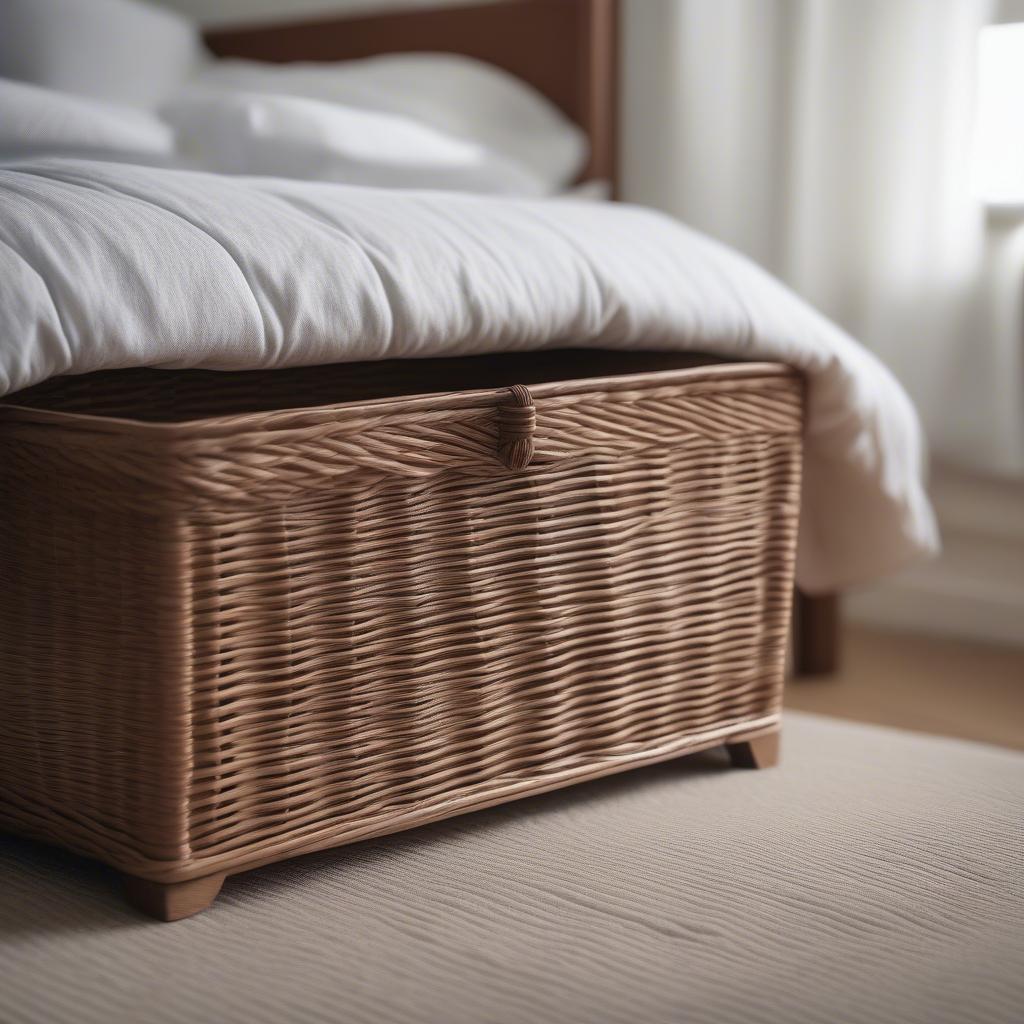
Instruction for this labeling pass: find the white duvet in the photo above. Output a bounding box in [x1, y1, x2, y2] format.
[0, 158, 937, 592]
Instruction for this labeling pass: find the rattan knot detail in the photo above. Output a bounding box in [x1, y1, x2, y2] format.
[497, 385, 536, 470]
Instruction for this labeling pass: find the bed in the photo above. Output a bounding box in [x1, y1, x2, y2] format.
[205, 0, 856, 673]
[0, 0, 937, 921]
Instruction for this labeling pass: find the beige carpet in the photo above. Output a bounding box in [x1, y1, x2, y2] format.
[1, 712, 1022, 1024]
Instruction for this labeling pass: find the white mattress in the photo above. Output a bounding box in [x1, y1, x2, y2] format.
[0, 158, 938, 591]
[1, 713, 1021, 1024]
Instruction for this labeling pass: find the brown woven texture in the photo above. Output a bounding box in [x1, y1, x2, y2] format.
[0, 355, 803, 883]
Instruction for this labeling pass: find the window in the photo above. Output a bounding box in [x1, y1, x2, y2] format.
[973, 22, 1024, 206]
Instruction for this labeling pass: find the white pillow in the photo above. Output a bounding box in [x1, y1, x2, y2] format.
[0, 78, 174, 161]
[193, 52, 588, 192]
[162, 91, 549, 195]
[0, 0, 203, 108]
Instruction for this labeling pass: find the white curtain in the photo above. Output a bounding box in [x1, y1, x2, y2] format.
[622, 0, 1024, 476]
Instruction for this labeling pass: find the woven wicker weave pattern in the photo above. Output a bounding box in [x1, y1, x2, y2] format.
[0, 361, 802, 883]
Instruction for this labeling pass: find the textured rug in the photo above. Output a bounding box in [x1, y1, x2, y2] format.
[2, 711, 1022, 1024]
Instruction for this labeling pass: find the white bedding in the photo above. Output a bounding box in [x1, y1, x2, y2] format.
[0, 158, 937, 592]
[188, 53, 589, 192]
[1, 0, 587, 195]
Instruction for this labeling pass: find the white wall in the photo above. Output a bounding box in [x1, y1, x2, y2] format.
[154, 0, 498, 28]
[847, 463, 1024, 648]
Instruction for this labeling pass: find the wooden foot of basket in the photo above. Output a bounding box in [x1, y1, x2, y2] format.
[123, 872, 227, 922]
[726, 730, 780, 770]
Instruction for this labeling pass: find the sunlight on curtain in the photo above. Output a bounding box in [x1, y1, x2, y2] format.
[622, 0, 1023, 476]
[973, 23, 1024, 203]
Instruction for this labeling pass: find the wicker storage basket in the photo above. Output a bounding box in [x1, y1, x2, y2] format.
[0, 352, 802, 919]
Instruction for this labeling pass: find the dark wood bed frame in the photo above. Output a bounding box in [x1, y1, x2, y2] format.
[204, 0, 837, 675]
[206, 0, 619, 190]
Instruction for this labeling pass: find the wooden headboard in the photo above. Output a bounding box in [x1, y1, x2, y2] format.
[204, 0, 619, 192]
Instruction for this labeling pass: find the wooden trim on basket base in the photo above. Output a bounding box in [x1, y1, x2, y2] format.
[115, 717, 782, 920]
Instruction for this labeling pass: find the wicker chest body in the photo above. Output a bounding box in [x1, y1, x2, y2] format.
[0, 353, 802, 919]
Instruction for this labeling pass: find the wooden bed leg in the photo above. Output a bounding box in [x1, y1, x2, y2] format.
[123, 872, 226, 921]
[726, 730, 780, 769]
[793, 590, 840, 676]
